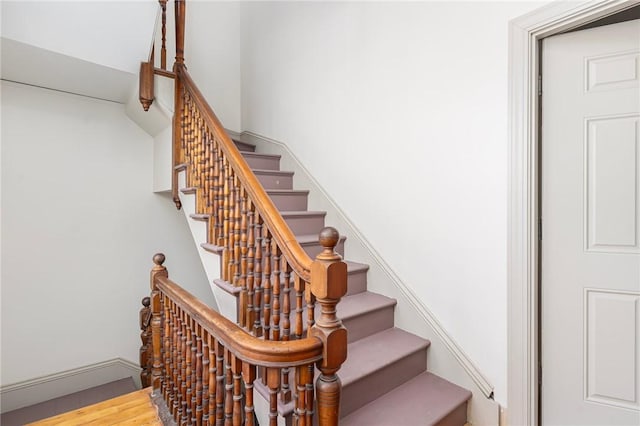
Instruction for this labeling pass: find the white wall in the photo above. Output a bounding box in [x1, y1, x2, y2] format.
[186, 1, 242, 132]
[0, 81, 215, 386]
[240, 1, 544, 405]
[1, 1, 157, 74]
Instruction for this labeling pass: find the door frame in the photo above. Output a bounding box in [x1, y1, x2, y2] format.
[507, 1, 639, 425]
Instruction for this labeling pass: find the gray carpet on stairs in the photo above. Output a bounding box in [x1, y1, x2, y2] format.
[0, 377, 137, 425]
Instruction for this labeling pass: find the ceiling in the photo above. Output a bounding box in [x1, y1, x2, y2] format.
[1, 1, 158, 103]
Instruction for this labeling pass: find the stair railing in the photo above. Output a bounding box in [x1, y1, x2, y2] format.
[139, 0, 348, 424]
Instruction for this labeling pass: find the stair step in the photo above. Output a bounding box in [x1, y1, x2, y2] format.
[267, 189, 309, 211]
[242, 152, 281, 171]
[296, 233, 346, 258]
[233, 138, 256, 152]
[340, 328, 430, 417]
[339, 292, 396, 342]
[286, 291, 395, 343]
[254, 169, 294, 190]
[341, 372, 471, 426]
[281, 211, 326, 235]
[345, 261, 369, 296]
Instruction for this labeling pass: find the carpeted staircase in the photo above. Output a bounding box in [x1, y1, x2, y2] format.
[180, 138, 472, 425]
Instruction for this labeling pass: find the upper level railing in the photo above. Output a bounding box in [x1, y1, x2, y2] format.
[139, 1, 348, 424]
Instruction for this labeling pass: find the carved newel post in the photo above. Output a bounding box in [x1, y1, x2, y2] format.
[310, 227, 348, 426]
[139, 296, 152, 387]
[150, 253, 168, 390]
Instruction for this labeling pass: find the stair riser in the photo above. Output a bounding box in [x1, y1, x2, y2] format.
[342, 308, 394, 343]
[234, 141, 256, 152]
[243, 154, 281, 171]
[341, 349, 427, 418]
[435, 402, 469, 426]
[269, 193, 309, 211]
[256, 173, 293, 190]
[283, 215, 326, 236]
[346, 270, 367, 296]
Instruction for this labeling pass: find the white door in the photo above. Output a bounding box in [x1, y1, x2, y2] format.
[542, 19, 640, 426]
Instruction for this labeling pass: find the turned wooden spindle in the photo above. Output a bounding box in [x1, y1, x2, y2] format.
[139, 296, 152, 387]
[171, 79, 183, 210]
[150, 253, 168, 390]
[243, 362, 257, 426]
[157, 0, 167, 70]
[174, 0, 185, 65]
[310, 227, 348, 426]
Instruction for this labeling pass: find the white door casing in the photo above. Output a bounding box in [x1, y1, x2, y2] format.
[541, 19, 640, 425]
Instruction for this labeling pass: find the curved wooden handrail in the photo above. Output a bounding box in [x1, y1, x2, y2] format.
[176, 64, 313, 282]
[156, 275, 322, 367]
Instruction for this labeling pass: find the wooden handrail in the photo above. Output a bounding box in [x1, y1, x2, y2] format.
[156, 274, 323, 367]
[176, 65, 314, 282]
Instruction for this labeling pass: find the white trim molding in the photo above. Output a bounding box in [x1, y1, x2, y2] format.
[507, 1, 639, 425]
[0, 358, 141, 413]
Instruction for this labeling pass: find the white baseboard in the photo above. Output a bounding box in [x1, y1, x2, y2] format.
[0, 358, 141, 413]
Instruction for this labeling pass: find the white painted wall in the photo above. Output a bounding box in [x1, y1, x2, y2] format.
[0, 81, 216, 386]
[240, 1, 545, 405]
[1, 1, 157, 74]
[186, 1, 242, 132]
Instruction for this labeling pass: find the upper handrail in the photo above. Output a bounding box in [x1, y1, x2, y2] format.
[176, 65, 314, 282]
[156, 274, 323, 366]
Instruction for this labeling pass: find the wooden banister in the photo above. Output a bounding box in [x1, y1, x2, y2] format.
[176, 66, 313, 282]
[139, 0, 348, 423]
[155, 273, 324, 366]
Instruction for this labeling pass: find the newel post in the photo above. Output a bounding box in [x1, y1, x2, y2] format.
[150, 253, 168, 389]
[310, 227, 348, 425]
[174, 0, 186, 65]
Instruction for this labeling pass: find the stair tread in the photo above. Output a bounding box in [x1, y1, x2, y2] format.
[241, 152, 281, 160]
[345, 260, 369, 273]
[252, 168, 294, 176]
[340, 372, 471, 426]
[339, 291, 396, 320]
[266, 189, 309, 195]
[280, 210, 326, 218]
[341, 328, 430, 387]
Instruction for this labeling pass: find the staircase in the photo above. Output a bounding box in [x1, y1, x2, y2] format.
[177, 139, 472, 425]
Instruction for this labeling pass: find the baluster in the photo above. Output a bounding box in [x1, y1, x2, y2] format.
[306, 364, 315, 426]
[208, 334, 217, 425]
[139, 297, 152, 387]
[215, 146, 224, 246]
[175, 308, 184, 421]
[202, 331, 210, 425]
[181, 311, 190, 425]
[294, 275, 304, 339]
[172, 302, 181, 418]
[243, 362, 257, 426]
[215, 341, 225, 426]
[306, 286, 316, 337]
[295, 364, 310, 426]
[221, 158, 231, 281]
[239, 189, 249, 327]
[272, 244, 281, 341]
[232, 179, 241, 288]
[267, 368, 280, 426]
[163, 295, 173, 403]
[253, 215, 263, 337]
[310, 227, 348, 426]
[281, 367, 291, 405]
[226, 172, 237, 284]
[262, 229, 272, 340]
[159, 0, 167, 69]
[282, 262, 292, 341]
[232, 355, 243, 426]
[246, 202, 255, 332]
[195, 324, 204, 425]
[224, 349, 233, 426]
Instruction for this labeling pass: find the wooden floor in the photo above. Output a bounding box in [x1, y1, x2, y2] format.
[27, 387, 161, 425]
